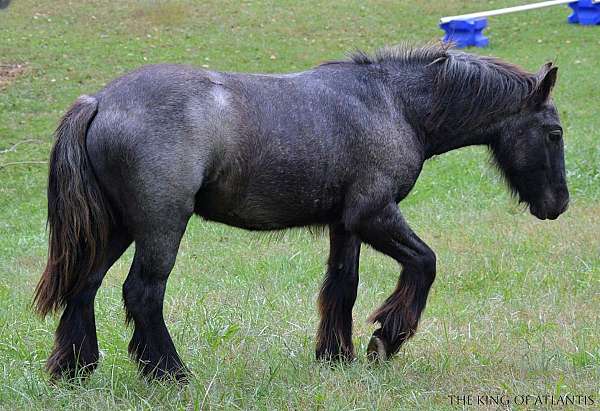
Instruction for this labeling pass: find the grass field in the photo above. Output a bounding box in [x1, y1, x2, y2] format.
[1, 0, 599, 409]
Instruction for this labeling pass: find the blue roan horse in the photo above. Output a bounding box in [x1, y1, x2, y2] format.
[34, 44, 568, 381]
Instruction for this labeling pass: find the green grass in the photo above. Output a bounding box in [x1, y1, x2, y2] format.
[0, 0, 599, 409]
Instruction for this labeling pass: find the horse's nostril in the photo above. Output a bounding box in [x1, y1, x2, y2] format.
[547, 198, 569, 220]
[559, 199, 569, 214]
[529, 204, 547, 220]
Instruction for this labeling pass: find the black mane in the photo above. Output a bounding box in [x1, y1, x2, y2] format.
[427, 47, 538, 131]
[348, 43, 450, 66]
[325, 43, 540, 132]
[319, 43, 450, 67]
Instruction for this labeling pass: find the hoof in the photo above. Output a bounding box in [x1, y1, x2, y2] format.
[138, 358, 189, 383]
[46, 345, 99, 382]
[316, 348, 355, 364]
[151, 367, 189, 384]
[129, 337, 189, 383]
[366, 335, 388, 362]
[47, 362, 97, 382]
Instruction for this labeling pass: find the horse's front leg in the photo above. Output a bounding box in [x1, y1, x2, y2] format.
[353, 203, 436, 360]
[315, 223, 361, 362]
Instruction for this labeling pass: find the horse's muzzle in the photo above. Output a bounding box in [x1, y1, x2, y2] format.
[530, 196, 569, 220]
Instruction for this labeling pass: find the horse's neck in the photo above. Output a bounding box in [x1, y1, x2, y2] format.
[389, 75, 493, 158]
[418, 92, 498, 158]
[424, 127, 492, 158]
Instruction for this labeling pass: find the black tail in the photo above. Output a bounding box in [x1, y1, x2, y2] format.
[34, 95, 113, 316]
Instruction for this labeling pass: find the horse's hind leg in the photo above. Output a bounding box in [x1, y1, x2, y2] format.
[350, 203, 436, 361]
[315, 223, 361, 362]
[123, 210, 191, 381]
[47, 228, 132, 379]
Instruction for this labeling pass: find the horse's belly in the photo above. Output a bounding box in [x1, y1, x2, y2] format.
[194, 182, 340, 230]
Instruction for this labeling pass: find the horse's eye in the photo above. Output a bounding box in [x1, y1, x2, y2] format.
[548, 129, 562, 142]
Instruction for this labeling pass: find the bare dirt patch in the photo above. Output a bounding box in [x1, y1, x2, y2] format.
[0, 63, 27, 90]
[130, 2, 191, 29]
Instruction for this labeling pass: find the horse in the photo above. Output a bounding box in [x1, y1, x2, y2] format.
[33, 43, 569, 381]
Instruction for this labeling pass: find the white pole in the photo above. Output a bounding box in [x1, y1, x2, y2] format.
[440, 0, 574, 24]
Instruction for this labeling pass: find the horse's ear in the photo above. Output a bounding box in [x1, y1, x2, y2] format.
[529, 63, 558, 107]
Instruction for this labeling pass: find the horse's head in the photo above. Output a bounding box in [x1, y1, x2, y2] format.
[491, 63, 569, 220]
